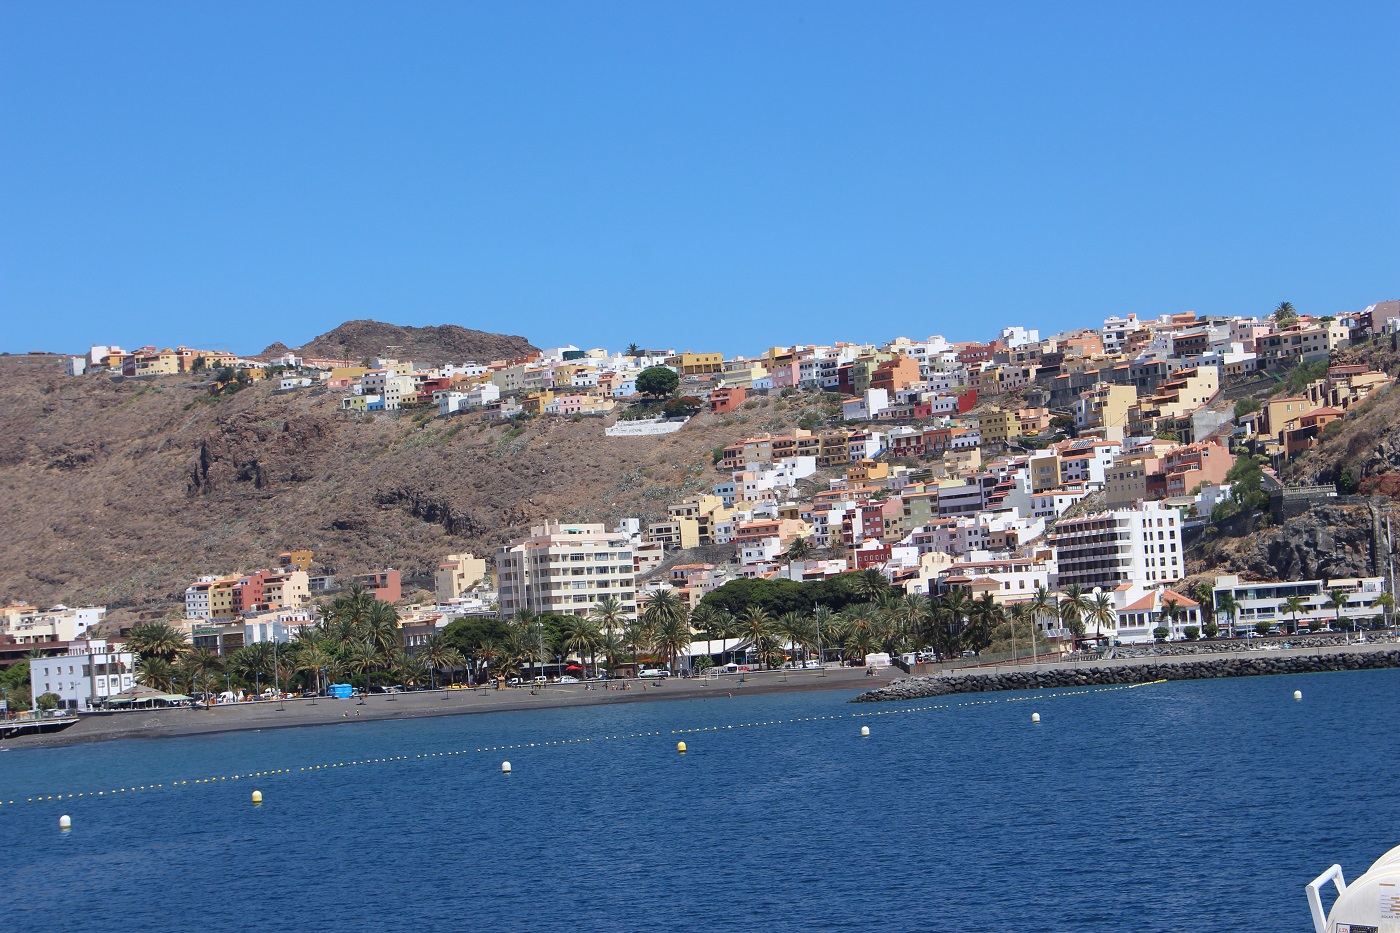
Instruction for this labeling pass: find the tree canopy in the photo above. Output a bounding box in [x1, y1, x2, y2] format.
[698, 573, 870, 617]
[635, 366, 679, 398]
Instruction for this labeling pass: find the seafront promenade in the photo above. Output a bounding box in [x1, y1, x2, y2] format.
[0, 667, 885, 749]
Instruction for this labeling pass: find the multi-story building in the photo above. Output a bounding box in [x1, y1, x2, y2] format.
[1211, 574, 1385, 635]
[30, 639, 135, 710]
[0, 604, 106, 644]
[435, 553, 488, 603]
[496, 523, 637, 618]
[1049, 501, 1183, 590]
[664, 352, 724, 375]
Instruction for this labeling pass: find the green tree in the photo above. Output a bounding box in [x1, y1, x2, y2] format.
[1280, 596, 1309, 634]
[1233, 397, 1262, 419]
[1214, 592, 1238, 636]
[625, 343, 641, 357]
[1087, 591, 1117, 646]
[35, 692, 60, 711]
[126, 622, 188, 662]
[635, 366, 679, 398]
[1153, 626, 1170, 642]
[1274, 301, 1298, 327]
[1254, 621, 1273, 636]
[1183, 625, 1200, 641]
[1324, 587, 1350, 630]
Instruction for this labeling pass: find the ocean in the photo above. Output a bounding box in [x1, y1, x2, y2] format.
[1, 669, 1395, 931]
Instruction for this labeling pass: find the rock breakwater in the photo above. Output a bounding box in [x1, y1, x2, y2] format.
[852, 649, 1400, 703]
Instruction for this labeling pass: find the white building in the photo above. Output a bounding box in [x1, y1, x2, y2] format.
[3, 604, 106, 644]
[30, 639, 135, 710]
[496, 522, 637, 618]
[1211, 574, 1386, 635]
[1049, 501, 1183, 590]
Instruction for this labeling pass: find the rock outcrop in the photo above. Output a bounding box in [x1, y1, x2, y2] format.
[268, 320, 537, 367]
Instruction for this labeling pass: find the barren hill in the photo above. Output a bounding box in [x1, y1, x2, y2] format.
[263, 320, 537, 365]
[0, 354, 802, 621]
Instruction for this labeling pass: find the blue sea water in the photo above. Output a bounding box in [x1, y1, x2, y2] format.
[0, 669, 1395, 932]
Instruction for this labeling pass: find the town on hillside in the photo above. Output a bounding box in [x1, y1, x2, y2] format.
[6, 299, 1399, 712]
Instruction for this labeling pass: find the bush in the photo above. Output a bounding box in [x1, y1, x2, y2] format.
[1183, 626, 1200, 641]
[1203, 622, 1220, 639]
[36, 692, 61, 711]
[1152, 626, 1169, 642]
[1233, 397, 1262, 419]
[1254, 621, 1273, 636]
[1307, 619, 1325, 633]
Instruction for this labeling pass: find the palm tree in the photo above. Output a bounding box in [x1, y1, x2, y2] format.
[737, 606, 773, 669]
[641, 590, 688, 669]
[347, 641, 377, 703]
[561, 617, 601, 679]
[1324, 587, 1351, 631]
[626, 342, 642, 357]
[811, 605, 835, 665]
[136, 656, 174, 692]
[786, 536, 814, 562]
[1160, 597, 1182, 638]
[1028, 584, 1057, 656]
[292, 639, 334, 696]
[1192, 583, 1215, 628]
[1087, 591, 1117, 647]
[965, 593, 1002, 655]
[125, 622, 188, 662]
[688, 604, 727, 668]
[1274, 301, 1297, 325]
[654, 615, 692, 674]
[589, 596, 630, 656]
[775, 611, 813, 667]
[1279, 595, 1309, 635]
[416, 633, 453, 689]
[1214, 591, 1238, 637]
[851, 568, 889, 601]
[179, 649, 223, 701]
[1059, 585, 1093, 647]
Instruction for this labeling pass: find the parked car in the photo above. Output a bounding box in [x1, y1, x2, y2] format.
[557, 675, 581, 684]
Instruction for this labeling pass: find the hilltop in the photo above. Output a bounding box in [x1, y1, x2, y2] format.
[260, 320, 538, 366]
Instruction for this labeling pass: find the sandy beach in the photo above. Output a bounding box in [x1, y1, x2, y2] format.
[0, 667, 885, 749]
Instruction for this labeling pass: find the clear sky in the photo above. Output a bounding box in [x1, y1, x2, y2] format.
[2, 2, 1396, 358]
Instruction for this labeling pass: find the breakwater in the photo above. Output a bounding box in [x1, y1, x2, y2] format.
[852, 648, 1400, 703]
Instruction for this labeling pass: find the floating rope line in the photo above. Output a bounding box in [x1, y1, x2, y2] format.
[1, 680, 1168, 808]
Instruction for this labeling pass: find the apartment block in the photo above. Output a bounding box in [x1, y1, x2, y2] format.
[496, 523, 638, 617]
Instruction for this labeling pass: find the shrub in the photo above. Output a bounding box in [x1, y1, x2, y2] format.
[1183, 626, 1200, 641]
[1254, 621, 1272, 636]
[36, 692, 61, 711]
[1203, 622, 1220, 639]
[1152, 626, 1169, 642]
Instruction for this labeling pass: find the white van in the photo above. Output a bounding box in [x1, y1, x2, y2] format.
[638, 668, 669, 679]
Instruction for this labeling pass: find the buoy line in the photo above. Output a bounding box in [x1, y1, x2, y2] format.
[2, 680, 1169, 809]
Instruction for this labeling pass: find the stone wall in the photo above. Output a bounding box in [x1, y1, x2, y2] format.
[852, 649, 1400, 703]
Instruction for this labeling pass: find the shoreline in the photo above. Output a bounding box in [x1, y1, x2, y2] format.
[0, 667, 881, 750]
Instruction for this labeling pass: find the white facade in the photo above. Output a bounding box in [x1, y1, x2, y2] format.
[1211, 574, 1386, 634]
[1050, 501, 1183, 590]
[30, 639, 135, 710]
[3, 604, 106, 644]
[496, 522, 638, 617]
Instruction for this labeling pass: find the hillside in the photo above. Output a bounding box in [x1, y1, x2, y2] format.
[261, 320, 537, 366]
[0, 355, 804, 621]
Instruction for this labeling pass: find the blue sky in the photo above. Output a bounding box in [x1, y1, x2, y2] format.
[2, 1, 1396, 357]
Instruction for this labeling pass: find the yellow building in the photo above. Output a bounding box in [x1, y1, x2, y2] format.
[980, 408, 1013, 445]
[846, 459, 889, 484]
[665, 351, 724, 375]
[435, 553, 488, 602]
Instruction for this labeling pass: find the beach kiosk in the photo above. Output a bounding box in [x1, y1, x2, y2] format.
[327, 683, 355, 699]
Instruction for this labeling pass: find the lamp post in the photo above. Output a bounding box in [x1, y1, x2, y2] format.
[274, 632, 285, 710]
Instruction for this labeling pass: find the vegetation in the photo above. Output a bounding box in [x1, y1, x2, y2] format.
[635, 366, 679, 398]
[1274, 301, 1298, 327]
[1233, 397, 1261, 419]
[1211, 454, 1270, 522]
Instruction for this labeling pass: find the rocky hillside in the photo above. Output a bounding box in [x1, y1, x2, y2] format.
[260, 320, 537, 366]
[0, 354, 805, 621]
[1188, 502, 1391, 582]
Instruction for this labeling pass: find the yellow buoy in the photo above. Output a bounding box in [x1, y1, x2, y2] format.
[251, 790, 263, 804]
[677, 741, 687, 753]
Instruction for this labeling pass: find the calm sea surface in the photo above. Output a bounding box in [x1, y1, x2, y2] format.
[0, 669, 1395, 932]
